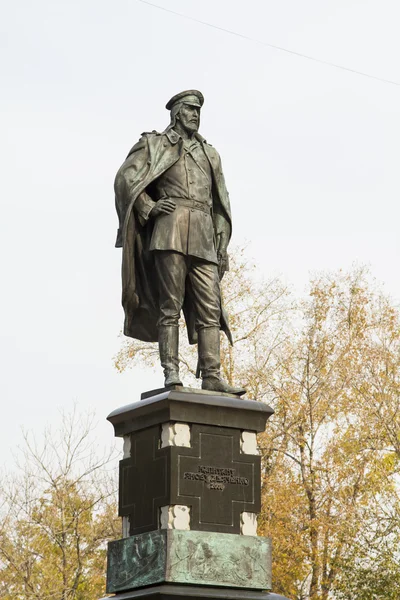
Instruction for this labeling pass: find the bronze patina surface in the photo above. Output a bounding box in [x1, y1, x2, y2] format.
[106, 530, 272, 594]
[114, 90, 245, 395]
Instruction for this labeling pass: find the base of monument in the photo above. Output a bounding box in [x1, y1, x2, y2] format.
[99, 583, 290, 600]
[140, 386, 248, 401]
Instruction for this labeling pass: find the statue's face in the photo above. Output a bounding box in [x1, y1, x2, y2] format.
[177, 103, 200, 133]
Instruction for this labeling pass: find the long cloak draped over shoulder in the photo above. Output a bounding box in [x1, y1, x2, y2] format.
[114, 129, 233, 345]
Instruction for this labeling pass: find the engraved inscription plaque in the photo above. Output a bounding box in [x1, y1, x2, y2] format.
[183, 465, 249, 491]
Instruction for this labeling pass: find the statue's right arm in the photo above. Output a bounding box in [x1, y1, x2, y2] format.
[114, 133, 176, 244]
[134, 192, 156, 226]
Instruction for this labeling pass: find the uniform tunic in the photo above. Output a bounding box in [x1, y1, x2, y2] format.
[132, 132, 221, 330]
[134, 136, 218, 265]
[115, 126, 233, 342]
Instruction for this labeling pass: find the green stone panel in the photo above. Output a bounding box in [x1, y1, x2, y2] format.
[107, 530, 167, 593]
[107, 530, 271, 594]
[166, 530, 271, 590]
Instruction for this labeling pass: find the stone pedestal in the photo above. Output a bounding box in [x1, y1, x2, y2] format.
[103, 388, 290, 600]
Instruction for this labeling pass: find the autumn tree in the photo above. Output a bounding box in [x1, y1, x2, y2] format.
[258, 269, 400, 599]
[115, 250, 400, 600]
[0, 408, 119, 600]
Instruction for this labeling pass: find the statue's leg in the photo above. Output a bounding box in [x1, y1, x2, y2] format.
[154, 251, 187, 388]
[158, 326, 182, 387]
[189, 259, 246, 396]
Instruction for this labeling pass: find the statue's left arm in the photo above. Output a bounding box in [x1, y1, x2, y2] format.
[209, 148, 233, 280]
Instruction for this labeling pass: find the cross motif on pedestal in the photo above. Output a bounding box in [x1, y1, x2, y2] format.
[119, 422, 260, 536]
[171, 424, 260, 534]
[119, 425, 169, 535]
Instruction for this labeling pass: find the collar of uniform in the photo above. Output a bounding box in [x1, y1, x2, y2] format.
[164, 128, 207, 145]
[165, 128, 180, 144]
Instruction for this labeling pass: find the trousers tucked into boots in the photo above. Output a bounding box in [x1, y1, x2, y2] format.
[158, 325, 182, 387]
[197, 327, 220, 379]
[198, 327, 246, 395]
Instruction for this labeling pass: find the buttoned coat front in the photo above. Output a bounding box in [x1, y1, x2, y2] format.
[114, 128, 233, 344]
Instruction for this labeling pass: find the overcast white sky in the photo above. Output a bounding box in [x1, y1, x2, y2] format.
[1, 0, 399, 465]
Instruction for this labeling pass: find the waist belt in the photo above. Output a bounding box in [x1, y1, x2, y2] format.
[165, 197, 212, 214]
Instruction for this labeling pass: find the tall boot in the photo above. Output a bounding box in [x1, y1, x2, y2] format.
[198, 327, 246, 396]
[159, 326, 183, 388]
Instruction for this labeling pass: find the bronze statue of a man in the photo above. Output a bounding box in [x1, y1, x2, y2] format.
[114, 90, 245, 395]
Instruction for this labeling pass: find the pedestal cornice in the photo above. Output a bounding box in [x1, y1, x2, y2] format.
[107, 388, 274, 438]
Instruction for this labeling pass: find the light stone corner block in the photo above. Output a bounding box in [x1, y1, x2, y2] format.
[241, 511, 257, 536]
[122, 516, 130, 538]
[161, 422, 191, 448]
[240, 431, 258, 455]
[123, 435, 131, 459]
[160, 505, 191, 530]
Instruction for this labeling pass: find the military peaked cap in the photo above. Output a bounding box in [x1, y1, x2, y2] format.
[166, 90, 204, 110]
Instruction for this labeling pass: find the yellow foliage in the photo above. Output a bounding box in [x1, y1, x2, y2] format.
[115, 250, 400, 600]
